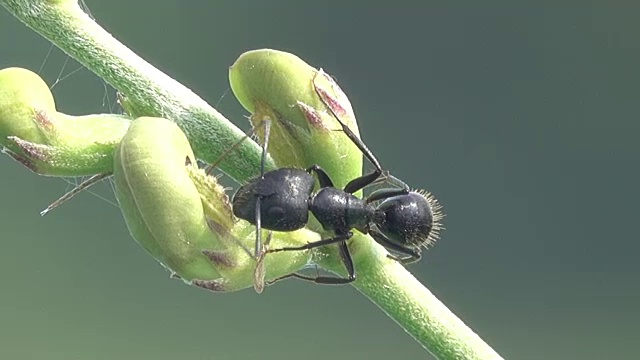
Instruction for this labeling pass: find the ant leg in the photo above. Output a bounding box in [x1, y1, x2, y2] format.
[390, 252, 422, 265]
[366, 187, 410, 204]
[314, 83, 383, 194]
[254, 197, 263, 259]
[268, 272, 354, 285]
[371, 172, 411, 191]
[369, 230, 422, 264]
[206, 118, 272, 174]
[205, 218, 252, 258]
[259, 118, 271, 179]
[253, 231, 272, 293]
[267, 231, 352, 253]
[337, 240, 356, 281]
[343, 166, 382, 195]
[40, 172, 111, 216]
[267, 241, 356, 285]
[306, 164, 334, 188]
[338, 116, 382, 194]
[384, 173, 411, 190]
[253, 119, 272, 259]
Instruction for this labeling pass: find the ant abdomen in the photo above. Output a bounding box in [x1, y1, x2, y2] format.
[233, 168, 315, 231]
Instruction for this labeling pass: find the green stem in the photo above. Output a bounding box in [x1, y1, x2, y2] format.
[0, 0, 273, 181]
[342, 235, 504, 359]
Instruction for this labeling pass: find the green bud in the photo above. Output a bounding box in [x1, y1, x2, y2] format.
[0, 67, 54, 149]
[0, 67, 130, 176]
[114, 117, 314, 292]
[229, 49, 363, 190]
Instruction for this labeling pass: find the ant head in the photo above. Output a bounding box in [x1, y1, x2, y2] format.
[375, 190, 443, 249]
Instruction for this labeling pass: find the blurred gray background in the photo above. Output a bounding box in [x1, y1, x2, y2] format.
[1, 2, 638, 359]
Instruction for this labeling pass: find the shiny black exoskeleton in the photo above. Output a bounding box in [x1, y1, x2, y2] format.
[231, 110, 442, 285]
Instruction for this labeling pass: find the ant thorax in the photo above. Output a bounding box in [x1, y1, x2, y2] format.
[309, 186, 375, 233]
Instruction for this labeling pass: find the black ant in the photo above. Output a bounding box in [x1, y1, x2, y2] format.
[230, 92, 442, 287]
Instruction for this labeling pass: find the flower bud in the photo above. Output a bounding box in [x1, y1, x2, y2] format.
[0, 67, 130, 175]
[229, 49, 363, 189]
